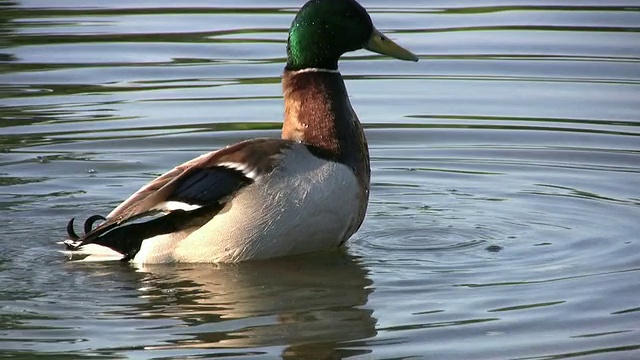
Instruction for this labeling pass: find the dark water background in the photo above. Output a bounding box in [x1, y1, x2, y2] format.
[1, 0, 639, 358]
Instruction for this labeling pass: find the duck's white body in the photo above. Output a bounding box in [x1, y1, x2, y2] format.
[134, 144, 360, 263]
[64, 141, 363, 263]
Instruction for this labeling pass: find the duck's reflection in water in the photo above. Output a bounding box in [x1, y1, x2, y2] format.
[132, 250, 376, 358]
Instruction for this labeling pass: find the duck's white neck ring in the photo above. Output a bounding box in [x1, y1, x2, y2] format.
[289, 68, 340, 74]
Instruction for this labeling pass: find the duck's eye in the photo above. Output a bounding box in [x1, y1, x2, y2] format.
[379, 35, 386, 42]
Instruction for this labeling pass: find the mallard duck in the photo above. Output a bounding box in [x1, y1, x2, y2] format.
[62, 0, 418, 263]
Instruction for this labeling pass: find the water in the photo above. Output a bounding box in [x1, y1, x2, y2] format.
[1, 0, 639, 358]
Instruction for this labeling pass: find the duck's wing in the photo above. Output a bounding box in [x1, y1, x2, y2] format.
[64, 138, 294, 261]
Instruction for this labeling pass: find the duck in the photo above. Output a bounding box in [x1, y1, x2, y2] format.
[62, 0, 418, 263]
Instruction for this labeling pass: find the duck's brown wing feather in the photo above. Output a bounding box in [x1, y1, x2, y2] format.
[107, 138, 293, 222]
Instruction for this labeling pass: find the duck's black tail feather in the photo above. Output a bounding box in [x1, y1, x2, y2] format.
[65, 204, 223, 261]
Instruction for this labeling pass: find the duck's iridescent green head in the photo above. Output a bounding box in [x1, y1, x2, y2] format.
[286, 0, 418, 70]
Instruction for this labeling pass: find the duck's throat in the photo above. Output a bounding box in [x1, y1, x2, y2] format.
[281, 67, 370, 188]
[282, 68, 363, 157]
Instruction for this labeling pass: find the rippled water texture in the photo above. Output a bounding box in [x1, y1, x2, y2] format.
[1, 1, 640, 359]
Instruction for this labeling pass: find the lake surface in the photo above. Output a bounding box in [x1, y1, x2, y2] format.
[1, 0, 639, 358]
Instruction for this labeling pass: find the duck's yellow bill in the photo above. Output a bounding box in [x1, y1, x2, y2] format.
[365, 27, 418, 62]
